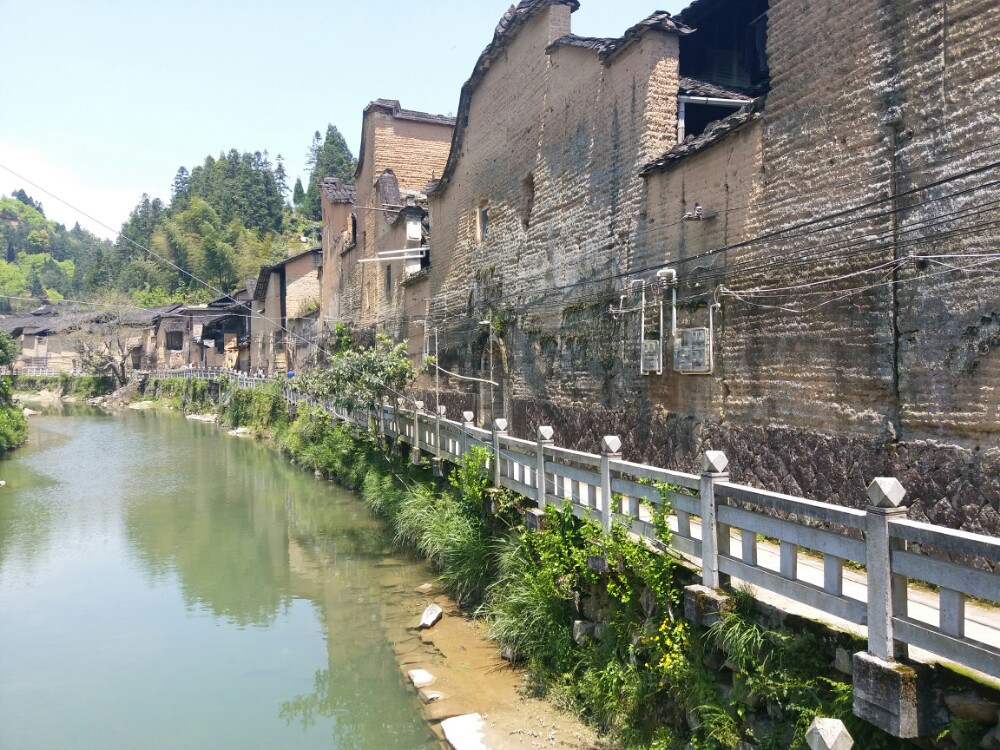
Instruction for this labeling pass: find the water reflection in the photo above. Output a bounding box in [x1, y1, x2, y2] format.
[0, 409, 433, 749]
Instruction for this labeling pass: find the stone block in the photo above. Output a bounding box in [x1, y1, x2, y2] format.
[702, 450, 729, 474]
[867, 477, 906, 508]
[525, 507, 545, 531]
[407, 668, 436, 689]
[573, 620, 595, 644]
[943, 692, 999, 725]
[683, 584, 729, 626]
[418, 603, 443, 629]
[805, 717, 853, 750]
[601, 435, 622, 455]
[440, 713, 485, 750]
[852, 651, 932, 738]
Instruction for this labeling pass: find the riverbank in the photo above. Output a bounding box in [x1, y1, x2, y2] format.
[135, 376, 604, 749]
[126, 376, 1000, 750]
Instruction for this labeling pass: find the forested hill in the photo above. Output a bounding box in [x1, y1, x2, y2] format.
[0, 124, 356, 311]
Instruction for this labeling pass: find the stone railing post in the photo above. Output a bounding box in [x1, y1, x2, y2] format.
[411, 401, 424, 465]
[864, 477, 908, 661]
[600, 436, 623, 532]
[700, 450, 730, 590]
[432, 406, 446, 477]
[491, 418, 508, 488]
[535, 426, 554, 510]
[806, 717, 853, 750]
[461, 411, 475, 457]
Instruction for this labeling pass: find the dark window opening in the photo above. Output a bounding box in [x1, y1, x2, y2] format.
[385, 264, 392, 301]
[166, 331, 184, 350]
[679, 0, 769, 91]
[477, 202, 489, 240]
[682, 101, 745, 140]
[350, 214, 357, 246]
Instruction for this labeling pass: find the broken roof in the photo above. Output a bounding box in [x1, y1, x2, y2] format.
[376, 170, 402, 222]
[678, 76, 753, 99]
[354, 100, 456, 180]
[320, 177, 357, 205]
[547, 11, 692, 62]
[640, 97, 764, 176]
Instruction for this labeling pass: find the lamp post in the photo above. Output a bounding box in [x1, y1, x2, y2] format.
[478, 319, 494, 423]
[413, 320, 439, 415]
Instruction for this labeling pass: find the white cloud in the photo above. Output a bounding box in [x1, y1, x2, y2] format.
[0, 141, 148, 240]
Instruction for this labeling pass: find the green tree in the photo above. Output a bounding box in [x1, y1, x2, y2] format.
[301, 124, 356, 220]
[12, 189, 44, 216]
[292, 177, 305, 209]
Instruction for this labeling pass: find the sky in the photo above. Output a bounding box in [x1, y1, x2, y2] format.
[0, 0, 687, 239]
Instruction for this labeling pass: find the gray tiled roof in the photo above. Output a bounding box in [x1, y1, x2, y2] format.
[433, 4, 689, 196]
[640, 98, 764, 175]
[320, 177, 356, 204]
[678, 76, 753, 100]
[547, 12, 693, 61]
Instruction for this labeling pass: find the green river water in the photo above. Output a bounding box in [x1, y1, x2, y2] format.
[0, 406, 436, 749]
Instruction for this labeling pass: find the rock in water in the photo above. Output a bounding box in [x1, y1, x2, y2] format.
[418, 603, 443, 629]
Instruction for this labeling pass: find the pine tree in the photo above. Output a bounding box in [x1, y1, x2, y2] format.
[292, 177, 306, 209]
[301, 124, 356, 220]
[275, 155, 288, 200]
[171, 167, 190, 208]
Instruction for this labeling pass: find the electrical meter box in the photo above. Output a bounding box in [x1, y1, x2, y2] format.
[674, 327, 712, 374]
[641, 340, 661, 375]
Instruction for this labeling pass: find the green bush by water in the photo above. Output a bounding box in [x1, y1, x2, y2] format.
[0, 376, 27, 451]
[13, 373, 115, 398]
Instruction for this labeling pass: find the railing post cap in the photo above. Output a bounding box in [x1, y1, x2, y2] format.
[702, 450, 729, 474]
[437, 405, 447, 416]
[396, 397, 406, 408]
[414, 400, 425, 411]
[867, 477, 906, 508]
[601, 435, 622, 455]
[805, 717, 853, 750]
[492, 418, 508, 432]
[537, 425, 554, 442]
[462, 410, 475, 423]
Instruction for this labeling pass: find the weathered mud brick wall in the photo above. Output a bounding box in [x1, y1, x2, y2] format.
[426, 0, 684, 424]
[321, 101, 452, 338]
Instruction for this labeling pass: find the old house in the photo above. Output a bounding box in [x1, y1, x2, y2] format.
[422, 1, 689, 423]
[352, 0, 1000, 533]
[1, 303, 178, 374]
[251, 247, 323, 375]
[150, 290, 251, 371]
[320, 99, 454, 355]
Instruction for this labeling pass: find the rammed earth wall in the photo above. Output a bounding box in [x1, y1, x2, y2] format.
[412, 0, 1000, 537]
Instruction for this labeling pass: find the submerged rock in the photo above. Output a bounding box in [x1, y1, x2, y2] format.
[185, 413, 218, 423]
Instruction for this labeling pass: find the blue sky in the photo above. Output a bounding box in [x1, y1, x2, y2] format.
[0, 0, 686, 237]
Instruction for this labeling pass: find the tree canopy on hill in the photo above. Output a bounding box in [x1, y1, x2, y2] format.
[0, 124, 356, 310]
